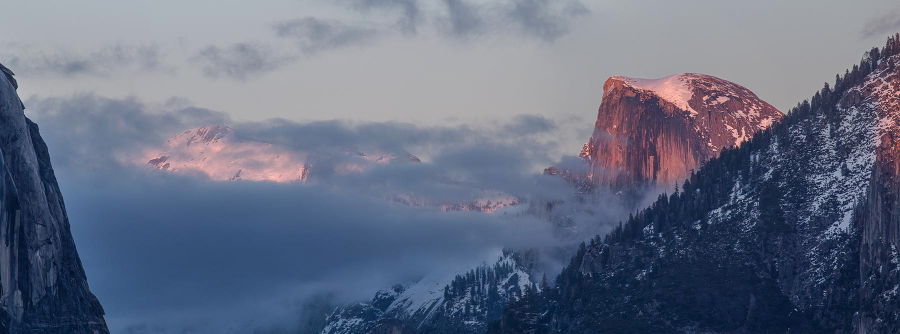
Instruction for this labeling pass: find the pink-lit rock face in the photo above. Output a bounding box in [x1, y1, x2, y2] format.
[145, 125, 311, 182]
[145, 125, 422, 183]
[580, 73, 783, 190]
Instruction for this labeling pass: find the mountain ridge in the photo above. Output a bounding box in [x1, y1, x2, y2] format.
[490, 33, 900, 334]
[321, 73, 786, 333]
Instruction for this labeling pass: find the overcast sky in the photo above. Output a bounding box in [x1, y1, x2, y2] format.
[4, 1, 900, 333]
[3, 0, 899, 127]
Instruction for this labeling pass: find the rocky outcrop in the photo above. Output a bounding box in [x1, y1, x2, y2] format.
[0, 65, 108, 332]
[580, 73, 782, 192]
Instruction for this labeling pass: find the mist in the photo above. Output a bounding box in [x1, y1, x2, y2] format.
[24, 94, 629, 333]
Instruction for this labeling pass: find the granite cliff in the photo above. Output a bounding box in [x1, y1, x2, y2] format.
[0, 64, 108, 332]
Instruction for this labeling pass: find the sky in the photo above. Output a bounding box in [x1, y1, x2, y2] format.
[3, 0, 899, 126]
[3, 0, 900, 333]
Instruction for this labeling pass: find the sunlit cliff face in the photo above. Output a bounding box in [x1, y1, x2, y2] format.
[580, 73, 783, 190]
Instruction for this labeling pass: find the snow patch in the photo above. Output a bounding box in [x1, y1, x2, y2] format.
[614, 74, 698, 116]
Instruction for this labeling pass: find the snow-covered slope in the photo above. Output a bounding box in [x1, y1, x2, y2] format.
[492, 34, 900, 334]
[318, 60, 789, 334]
[323, 251, 538, 334]
[0, 64, 108, 332]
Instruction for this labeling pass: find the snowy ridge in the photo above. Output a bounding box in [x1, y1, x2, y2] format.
[495, 37, 900, 333]
[145, 125, 312, 182]
[646, 62, 890, 316]
[322, 251, 538, 334]
[610, 73, 782, 142]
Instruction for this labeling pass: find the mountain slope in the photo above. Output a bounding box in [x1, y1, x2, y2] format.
[491, 34, 900, 333]
[579, 73, 782, 192]
[321, 61, 786, 334]
[322, 251, 539, 334]
[0, 65, 108, 332]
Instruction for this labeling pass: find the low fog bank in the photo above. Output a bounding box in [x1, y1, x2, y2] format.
[25, 94, 638, 333]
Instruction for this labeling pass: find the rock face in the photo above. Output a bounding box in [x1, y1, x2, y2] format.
[0, 66, 108, 332]
[580, 73, 782, 192]
[853, 41, 900, 332]
[491, 35, 900, 333]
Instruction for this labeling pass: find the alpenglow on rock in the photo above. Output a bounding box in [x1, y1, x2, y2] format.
[579, 73, 783, 191]
[0, 65, 108, 332]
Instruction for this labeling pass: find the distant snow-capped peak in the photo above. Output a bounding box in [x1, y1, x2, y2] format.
[145, 125, 311, 182]
[144, 125, 423, 183]
[144, 125, 519, 213]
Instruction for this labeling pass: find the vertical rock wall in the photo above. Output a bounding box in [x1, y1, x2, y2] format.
[0, 64, 108, 333]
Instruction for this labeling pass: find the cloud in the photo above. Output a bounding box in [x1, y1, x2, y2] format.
[505, 0, 590, 41]
[0, 43, 168, 77]
[227, 117, 573, 200]
[25, 95, 230, 170]
[327, 0, 590, 41]
[26, 94, 603, 333]
[0, 41, 295, 81]
[1, 1, 590, 82]
[861, 8, 900, 38]
[274, 17, 379, 53]
[502, 114, 556, 134]
[197, 17, 380, 81]
[342, 0, 421, 33]
[192, 43, 297, 81]
[440, 0, 487, 38]
[65, 171, 553, 334]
